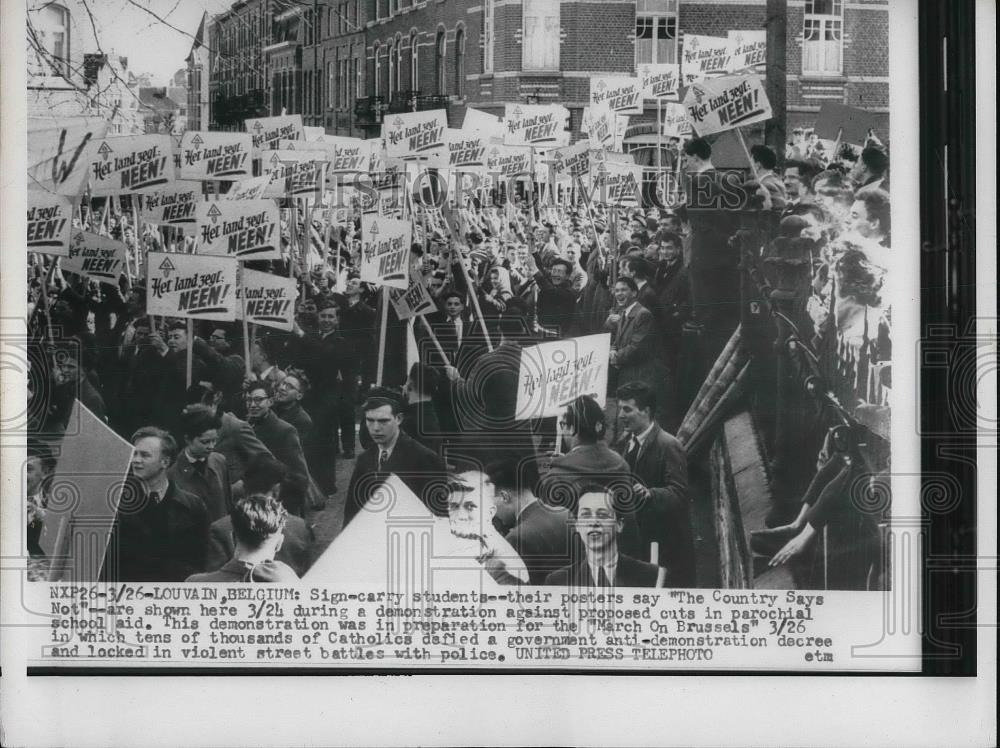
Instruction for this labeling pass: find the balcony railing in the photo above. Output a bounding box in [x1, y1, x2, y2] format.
[353, 96, 384, 127]
[415, 94, 449, 111]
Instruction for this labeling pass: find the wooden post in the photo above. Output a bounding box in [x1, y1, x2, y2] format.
[764, 0, 788, 154]
[376, 286, 389, 385]
[419, 314, 449, 364]
[735, 128, 762, 183]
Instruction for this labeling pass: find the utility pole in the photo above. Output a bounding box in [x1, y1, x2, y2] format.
[764, 0, 787, 155]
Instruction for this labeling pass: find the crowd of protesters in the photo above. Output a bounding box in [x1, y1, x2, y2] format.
[25, 128, 891, 589]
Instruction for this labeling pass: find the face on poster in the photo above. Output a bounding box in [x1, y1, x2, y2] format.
[244, 114, 305, 152]
[196, 199, 281, 260]
[179, 131, 253, 181]
[360, 214, 411, 289]
[86, 134, 175, 196]
[27, 192, 74, 255]
[590, 76, 644, 115]
[146, 251, 238, 321]
[139, 183, 202, 232]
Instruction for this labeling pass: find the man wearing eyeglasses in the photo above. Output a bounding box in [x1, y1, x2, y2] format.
[243, 381, 312, 517]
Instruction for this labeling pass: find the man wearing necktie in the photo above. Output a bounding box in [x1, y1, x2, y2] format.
[545, 487, 665, 588]
[169, 406, 232, 521]
[102, 427, 209, 583]
[343, 390, 446, 527]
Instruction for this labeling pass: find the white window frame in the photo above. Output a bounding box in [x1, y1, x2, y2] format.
[521, 0, 560, 72]
[483, 0, 494, 74]
[802, 0, 844, 77]
[374, 44, 382, 99]
[410, 32, 419, 91]
[634, 0, 678, 67]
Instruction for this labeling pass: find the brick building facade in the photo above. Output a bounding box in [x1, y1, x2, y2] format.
[203, 0, 888, 149]
[209, 0, 269, 131]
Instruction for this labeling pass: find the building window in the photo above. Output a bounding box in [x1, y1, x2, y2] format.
[395, 34, 403, 92]
[390, 0, 400, 17]
[374, 45, 382, 98]
[39, 3, 71, 78]
[435, 30, 446, 95]
[522, 0, 559, 71]
[354, 56, 361, 99]
[388, 41, 396, 97]
[803, 0, 843, 76]
[455, 27, 465, 97]
[635, 0, 677, 65]
[410, 31, 419, 91]
[482, 0, 494, 74]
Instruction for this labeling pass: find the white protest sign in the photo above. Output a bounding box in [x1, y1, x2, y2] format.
[516, 333, 611, 419]
[146, 251, 238, 321]
[661, 102, 694, 138]
[487, 144, 532, 179]
[550, 141, 592, 179]
[728, 30, 767, 72]
[595, 161, 643, 207]
[62, 231, 127, 283]
[463, 107, 506, 140]
[179, 131, 253, 181]
[445, 129, 489, 172]
[360, 214, 411, 289]
[28, 115, 108, 196]
[503, 104, 571, 147]
[590, 76, 644, 115]
[587, 106, 626, 151]
[238, 268, 298, 331]
[244, 114, 304, 152]
[309, 136, 378, 179]
[638, 63, 681, 100]
[27, 192, 74, 255]
[224, 175, 271, 201]
[382, 109, 448, 161]
[304, 125, 327, 141]
[389, 276, 436, 320]
[681, 34, 732, 84]
[86, 134, 175, 196]
[262, 149, 328, 198]
[196, 199, 281, 260]
[139, 183, 202, 232]
[683, 74, 773, 136]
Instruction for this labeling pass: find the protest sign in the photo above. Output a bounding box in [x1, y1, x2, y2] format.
[661, 102, 694, 138]
[86, 134, 175, 196]
[463, 107, 506, 140]
[224, 175, 271, 201]
[244, 114, 304, 152]
[28, 115, 109, 196]
[503, 104, 571, 147]
[389, 275, 436, 320]
[360, 214, 411, 289]
[238, 268, 298, 331]
[61, 231, 127, 283]
[39, 400, 134, 582]
[590, 76, 644, 115]
[139, 182, 202, 231]
[595, 161, 643, 207]
[683, 74, 772, 136]
[638, 63, 681, 100]
[179, 131, 253, 181]
[27, 192, 74, 255]
[323, 136, 378, 178]
[728, 30, 767, 71]
[516, 333, 611, 419]
[146, 251, 238, 321]
[486, 144, 532, 179]
[550, 141, 592, 179]
[681, 34, 732, 84]
[382, 109, 448, 161]
[196, 199, 281, 260]
[304, 125, 327, 141]
[262, 149, 328, 198]
[445, 129, 489, 172]
[813, 101, 881, 145]
[587, 106, 627, 151]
